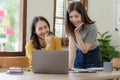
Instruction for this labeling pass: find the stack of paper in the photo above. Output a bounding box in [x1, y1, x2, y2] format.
[70, 67, 103, 73]
[87, 67, 104, 72]
[6, 67, 23, 74]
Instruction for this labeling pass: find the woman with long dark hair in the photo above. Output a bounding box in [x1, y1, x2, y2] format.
[66, 1, 102, 69]
[25, 16, 61, 71]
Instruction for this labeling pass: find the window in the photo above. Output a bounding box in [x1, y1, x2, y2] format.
[54, 0, 88, 45]
[0, 0, 27, 56]
[54, 0, 64, 38]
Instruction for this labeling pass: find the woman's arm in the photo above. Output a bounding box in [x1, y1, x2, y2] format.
[25, 41, 35, 71]
[55, 37, 61, 50]
[74, 23, 92, 54]
[75, 32, 92, 54]
[69, 36, 76, 69]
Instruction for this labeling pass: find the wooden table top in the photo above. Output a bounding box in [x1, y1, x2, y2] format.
[0, 69, 120, 80]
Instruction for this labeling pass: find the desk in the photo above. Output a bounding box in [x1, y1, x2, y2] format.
[0, 70, 120, 80]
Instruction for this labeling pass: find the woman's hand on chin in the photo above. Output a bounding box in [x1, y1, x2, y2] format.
[45, 34, 52, 46]
[74, 22, 84, 33]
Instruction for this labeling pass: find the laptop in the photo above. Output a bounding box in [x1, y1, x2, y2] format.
[32, 50, 68, 74]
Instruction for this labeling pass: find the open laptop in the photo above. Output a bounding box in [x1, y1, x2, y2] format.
[32, 50, 68, 74]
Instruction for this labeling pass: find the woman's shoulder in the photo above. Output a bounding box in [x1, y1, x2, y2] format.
[25, 40, 36, 50]
[25, 40, 33, 47]
[86, 23, 97, 31]
[86, 23, 97, 27]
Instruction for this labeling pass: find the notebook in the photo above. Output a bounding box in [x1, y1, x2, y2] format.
[32, 50, 68, 74]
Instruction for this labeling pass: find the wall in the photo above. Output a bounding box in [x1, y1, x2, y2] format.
[88, 0, 120, 51]
[26, 0, 120, 51]
[26, 0, 54, 41]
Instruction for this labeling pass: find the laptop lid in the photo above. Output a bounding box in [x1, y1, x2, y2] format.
[32, 50, 68, 74]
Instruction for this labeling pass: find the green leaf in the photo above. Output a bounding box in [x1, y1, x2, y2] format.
[104, 35, 111, 40]
[101, 31, 109, 39]
[98, 32, 102, 38]
[97, 31, 120, 64]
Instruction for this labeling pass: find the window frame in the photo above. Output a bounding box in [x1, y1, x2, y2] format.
[0, 0, 27, 56]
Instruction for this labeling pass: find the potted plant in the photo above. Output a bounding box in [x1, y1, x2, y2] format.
[97, 31, 120, 63]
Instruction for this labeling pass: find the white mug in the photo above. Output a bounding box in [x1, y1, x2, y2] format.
[103, 62, 112, 72]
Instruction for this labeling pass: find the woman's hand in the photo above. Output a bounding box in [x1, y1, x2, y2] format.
[74, 23, 84, 33]
[45, 34, 52, 46]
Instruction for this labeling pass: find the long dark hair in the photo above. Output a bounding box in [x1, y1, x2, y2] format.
[30, 16, 52, 49]
[65, 1, 95, 42]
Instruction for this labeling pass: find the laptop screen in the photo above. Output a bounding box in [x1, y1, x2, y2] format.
[32, 50, 68, 74]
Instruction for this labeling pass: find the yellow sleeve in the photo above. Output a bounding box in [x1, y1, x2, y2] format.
[45, 46, 54, 50]
[25, 41, 36, 71]
[45, 36, 61, 50]
[54, 36, 61, 50]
